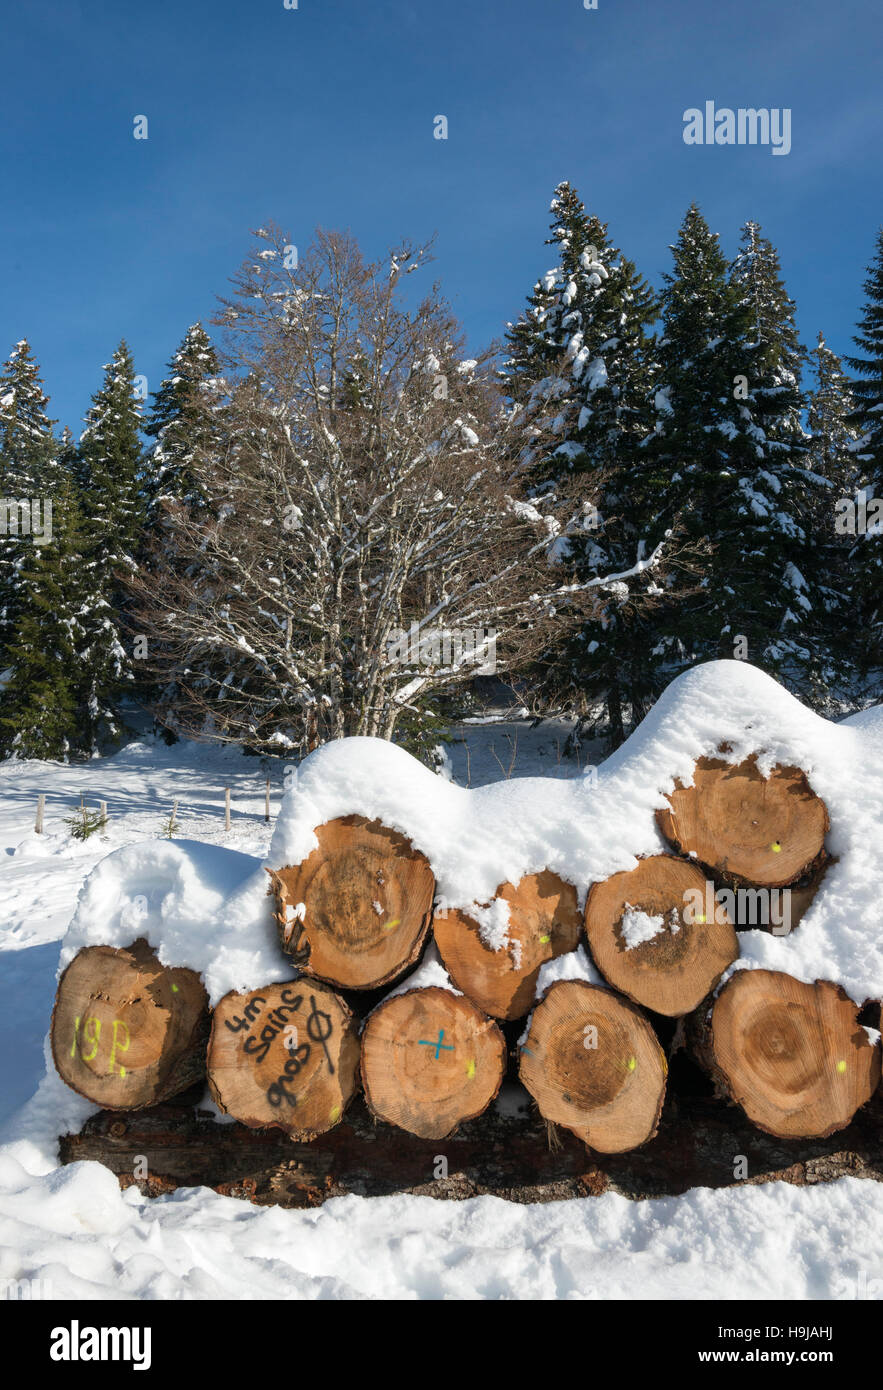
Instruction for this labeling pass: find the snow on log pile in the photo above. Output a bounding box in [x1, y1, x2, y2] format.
[49, 661, 883, 1179]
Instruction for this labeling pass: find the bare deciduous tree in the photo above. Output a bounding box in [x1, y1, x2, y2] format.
[130, 227, 669, 754]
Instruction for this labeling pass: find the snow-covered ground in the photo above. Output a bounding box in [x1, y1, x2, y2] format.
[2, 663, 883, 1301]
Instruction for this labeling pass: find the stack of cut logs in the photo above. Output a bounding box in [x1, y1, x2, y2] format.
[51, 755, 882, 1156]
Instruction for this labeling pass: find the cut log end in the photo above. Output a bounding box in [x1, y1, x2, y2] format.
[433, 870, 582, 1020]
[50, 939, 209, 1110]
[706, 969, 881, 1139]
[207, 980, 360, 1140]
[656, 756, 829, 888]
[360, 985, 506, 1140]
[519, 979, 667, 1153]
[584, 855, 739, 1016]
[268, 815, 434, 990]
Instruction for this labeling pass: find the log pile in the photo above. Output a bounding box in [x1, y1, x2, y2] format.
[52, 759, 883, 1203]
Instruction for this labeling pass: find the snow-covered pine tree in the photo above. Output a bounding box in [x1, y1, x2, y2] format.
[730, 222, 807, 460]
[0, 340, 57, 664]
[648, 207, 817, 691]
[808, 333, 861, 496]
[845, 228, 883, 675]
[804, 333, 863, 696]
[75, 342, 143, 746]
[143, 322, 220, 519]
[137, 323, 228, 735]
[504, 182, 669, 746]
[79, 341, 144, 581]
[728, 221, 828, 694]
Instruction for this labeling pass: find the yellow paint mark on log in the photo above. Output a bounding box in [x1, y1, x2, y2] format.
[836, 1060, 847, 1074]
[382, 919, 401, 931]
[466, 1059, 476, 1079]
[627, 1056, 636, 1072]
[770, 841, 782, 853]
[539, 934, 551, 944]
[171, 983, 179, 992]
[330, 1105, 341, 1121]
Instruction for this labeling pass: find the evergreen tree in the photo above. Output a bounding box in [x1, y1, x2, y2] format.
[845, 229, 883, 673]
[808, 332, 860, 495]
[504, 182, 668, 745]
[730, 221, 807, 459]
[79, 341, 144, 590]
[805, 331, 862, 693]
[648, 206, 818, 690]
[0, 341, 57, 662]
[75, 342, 144, 744]
[138, 324, 228, 734]
[143, 322, 220, 519]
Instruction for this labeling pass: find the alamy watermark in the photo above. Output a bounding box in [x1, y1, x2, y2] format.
[2, 1275, 53, 1299]
[386, 623, 497, 675]
[683, 881, 792, 935]
[683, 102, 791, 156]
[0, 497, 52, 545]
[835, 493, 883, 535]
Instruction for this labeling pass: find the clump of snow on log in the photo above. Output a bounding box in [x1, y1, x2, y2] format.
[48, 659, 883, 1161]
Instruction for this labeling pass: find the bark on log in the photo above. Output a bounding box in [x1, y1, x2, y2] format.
[519, 978, 667, 1153]
[433, 870, 582, 1020]
[695, 968, 881, 1139]
[208, 980, 360, 1140]
[360, 985, 506, 1140]
[59, 1086, 883, 1209]
[656, 756, 829, 888]
[584, 855, 739, 1016]
[267, 815, 434, 990]
[51, 939, 209, 1110]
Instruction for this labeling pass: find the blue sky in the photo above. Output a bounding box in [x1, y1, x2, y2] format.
[1, 0, 881, 432]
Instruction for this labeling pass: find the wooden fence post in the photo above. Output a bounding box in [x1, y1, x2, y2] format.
[35, 794, 45, 834]
[225, 787, 231, 832]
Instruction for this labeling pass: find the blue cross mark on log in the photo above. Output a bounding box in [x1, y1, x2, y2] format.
[418, 1028, 455, 1059]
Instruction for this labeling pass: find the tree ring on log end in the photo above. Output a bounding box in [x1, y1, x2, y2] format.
[208, 980, 360, 1140]
[519, 979, 667, 1153]
[709, 969, 881, 1139]
[268, 814, 435, 990]
[584, 855, 739, 1016]
[360, 985, 506, 1140]
[51, 939, 209, 1110]
[656, 756, 829, 887]
[433, 870, 581, 1020]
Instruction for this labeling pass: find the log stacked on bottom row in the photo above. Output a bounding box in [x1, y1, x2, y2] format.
[51, 758, 883, 1158]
